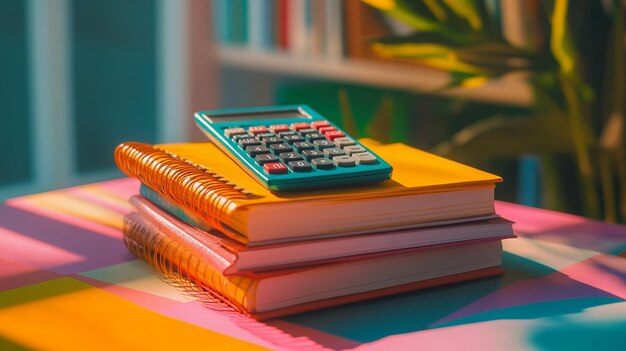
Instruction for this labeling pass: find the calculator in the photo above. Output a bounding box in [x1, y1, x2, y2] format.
[194, 105, 393, 191]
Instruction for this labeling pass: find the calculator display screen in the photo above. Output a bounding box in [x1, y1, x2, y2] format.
[206, 109, 311, 123]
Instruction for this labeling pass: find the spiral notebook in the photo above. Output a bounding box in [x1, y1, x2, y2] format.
[114, 140, 501, 245]
[130, 194, 513, 273]
[123, 209, 504, 320]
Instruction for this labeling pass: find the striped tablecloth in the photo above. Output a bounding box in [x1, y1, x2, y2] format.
[2, 178, 626, 350]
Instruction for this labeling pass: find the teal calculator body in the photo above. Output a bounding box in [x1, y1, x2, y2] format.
[194, 105, 392, 191]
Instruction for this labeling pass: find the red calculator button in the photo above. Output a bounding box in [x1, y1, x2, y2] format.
[248, 126, 268, 135]
[291, 122, 310, 130]
[269, 124, 290, 133]
[311, 121, 330, 130]
[324, 130, 345, 141]
[263, 162, 288, 174]
[318, 126, 336, 134]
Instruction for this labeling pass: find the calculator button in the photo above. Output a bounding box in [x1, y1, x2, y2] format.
[293, 141, 315, 152]
[279, 152, 303, 162]
[343, 145, 367, 155]
[318, 126, 336, 134]
[263, 162, 288, 174]
[311, 120, 330, 129]
[298, 129, 318, 135]
[306, 133, 325, 142]
[323, 147, 346, 158]
[224, 127, 247, 138]
[261, 136, 283, 145]
[324, 130, 345, 141]
[238, 137, 262, 148]
[291, 122, 310, 131]
[269, 143, 293, 154]
[333, 155, 356, 167]
[333, 137, 356, 148]
[313, 139, 335, 150]
[246, 145, 269, 157]
[232, 133, 253, 142]
[311, 158, 334, 169]
[302, 149, 324, 161]
[256, 153, 279, 165]
[248, 126, 268, 135]
[255, 132, 275, 139]
[353, 152, 379, 165]
[277, 131, 297, 137]
[282, 134, 305, 144]
[269, 124, 290, 133]
[288, 160, 312, 172]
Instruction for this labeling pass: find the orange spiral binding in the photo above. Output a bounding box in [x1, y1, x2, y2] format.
[122, 213, 257, 314]
[114, 142, 252, 241]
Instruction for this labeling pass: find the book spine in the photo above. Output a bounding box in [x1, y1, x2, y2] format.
[325, 0, 345, 61]
[276, 0, 289, 50]
[212, 0, 230, 44]
[140, 185, 214, 232]
[288, 0, 307, 56]
[123, 212, 258, 313]
[114, 142, 249, 240]
[247, 0, 263, 49]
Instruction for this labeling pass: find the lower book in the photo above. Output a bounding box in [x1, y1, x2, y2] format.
[123, 210, 505, 320]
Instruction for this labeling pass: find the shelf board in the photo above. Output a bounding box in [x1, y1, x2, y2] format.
[216, 46, 532, 107]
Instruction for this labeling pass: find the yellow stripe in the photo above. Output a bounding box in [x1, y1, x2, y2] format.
[0, 278, 267, 350]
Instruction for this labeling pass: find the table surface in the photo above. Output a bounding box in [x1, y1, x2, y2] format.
[2, 178, 626, 350]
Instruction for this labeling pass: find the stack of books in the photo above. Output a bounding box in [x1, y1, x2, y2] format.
[114, 139, 514, 320]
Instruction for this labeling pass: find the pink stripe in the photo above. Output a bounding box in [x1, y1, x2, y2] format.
[6, 199, 123, 239]
[560, 253, 626, 300]
[95, 178, 140, 198]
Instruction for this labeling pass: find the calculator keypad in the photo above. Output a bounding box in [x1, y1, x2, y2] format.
[226, 122, 380, 175]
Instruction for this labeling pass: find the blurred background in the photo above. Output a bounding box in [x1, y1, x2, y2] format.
[1, 0, 625, 223]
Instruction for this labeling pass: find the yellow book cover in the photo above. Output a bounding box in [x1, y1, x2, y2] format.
[114, 140, 501, 244]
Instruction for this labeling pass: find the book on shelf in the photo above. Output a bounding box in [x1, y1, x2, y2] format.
[114, 139, 502, 245]
[131, 194, 514, 272]
[123, 209, 504, 319]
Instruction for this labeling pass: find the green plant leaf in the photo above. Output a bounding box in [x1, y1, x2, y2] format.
[550, 0, 576, 75]
[431, 115, 572, 163]
[439, 0, 491, 32]
[361, 0, 443, 32]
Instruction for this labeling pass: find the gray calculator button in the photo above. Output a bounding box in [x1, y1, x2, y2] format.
[334, 137, 356, 148]
[269, 143, 292, 154]
[314, 139, 334, 150]
[323, 147, 346, 158]
[282, 134, 305, 144]
[353, 152, 378, 164]
[306, 133, 325, 141]
[262, 136, 283, 146]
[293, 141, 315, 152]
[311, 158, 334, 169]
[246, 145, 269, 157]
[256, 153, 279, 165]
[238, 137, 261, 148]
[302, 149, 324, 161]
[232, 133, 252, 142]
[224, 127, 247, 137]
[277, 131, 297, 137]
[298, 129, 317, 135]
[255, 132, 275, 139]
[288, 160, 312, 172]
[343, 145, 367, 155]
[333, 155, 356, 167]
[279, 152, 303, 162]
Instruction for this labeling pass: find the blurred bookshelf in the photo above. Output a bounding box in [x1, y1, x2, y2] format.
[211, 0, 533, 108]
[216, 46, 532, 107]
